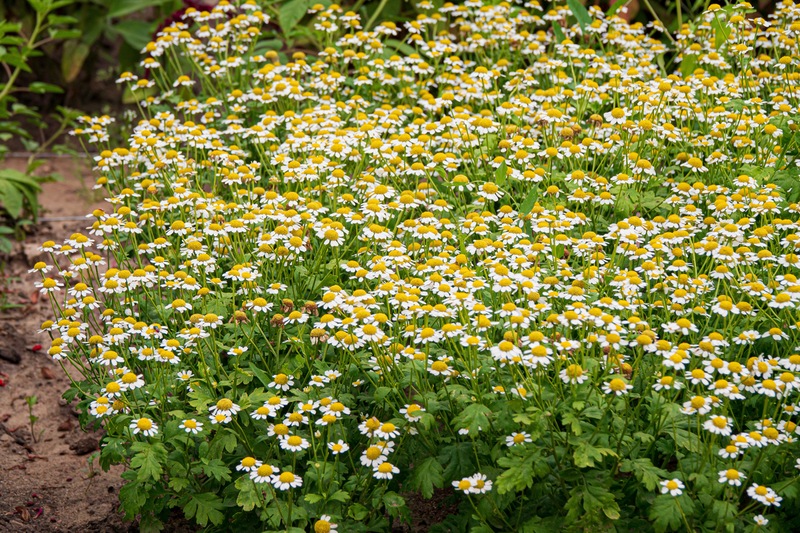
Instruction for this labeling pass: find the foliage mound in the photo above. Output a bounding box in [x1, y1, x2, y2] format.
[36, 1, 800, 531]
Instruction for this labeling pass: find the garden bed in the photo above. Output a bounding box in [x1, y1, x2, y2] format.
[8, 0, 800, 531]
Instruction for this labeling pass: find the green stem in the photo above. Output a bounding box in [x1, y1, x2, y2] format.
[364, 0, 390, 30]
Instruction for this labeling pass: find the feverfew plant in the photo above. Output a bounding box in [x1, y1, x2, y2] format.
[36, 0, 800, 531]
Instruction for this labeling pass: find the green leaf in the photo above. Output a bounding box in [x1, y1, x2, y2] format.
[572, 441, 617, 468]
[496, 451, 548, 494]
[48, 28, 82, 40]
[130, 441, 167, 482]
[138, 513, 164, 533]
[565, 481, 620, 523]
[519, 186, 539, 214]
[650, 495, 692, 532]
[28, 82, 63, 94]
[304, 493, 323, 504]
[47, 14, 79, 26]
[711, 499, 736, 522]
[249, 363, 273, 389]
[619, 458, 669, 491]
[0, 235, 12, 254]
[27, 0, 54, 15]
[110, 20, 154, 52]
[384, 38, 417, 56]
[118, 480, 148, 517]
[520, 515, 564, 533]
[0, 167, 41, 219]
[561, 411, 583, 436]
[279, 0, 312, 34]
[374, 386, 393, 402]
[670, 428, 703, 453]
[61, 40, 90, 83]
[383, 491, 409, 521]
[50, 0, 77, 9]
[201, 458, 231, 483]
[0, 168, 40, 187]
[99, 436, 126, 470]
[638, 190, 662, 210]
[566, 0, 591, 32]
[252, 39, 284, 56]
[408, 457, 443, 498]
[710, 15, 729, 49]
[495, 162, 507, 186]
[0, 179, 25, 219]
[107, 0, 168, 18]
[0, 21, 22, 35]
[452, 403, 492, 436]
[1, 53, 33, 73]
[329, 489, 350, 503]
[771, 166, 800, 202]
[348, 503, 368, 521]
[209, 428, 238, 457]
[552, 22, 566, 43]
[169, 476, 190, 492]
[235, 475, 261, 512]
[183, 492, 225, 527]
[679, 54, 697, 78]
[439, 442, 476, 480]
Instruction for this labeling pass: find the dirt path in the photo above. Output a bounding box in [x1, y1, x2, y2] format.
[0, 157, 134, 532]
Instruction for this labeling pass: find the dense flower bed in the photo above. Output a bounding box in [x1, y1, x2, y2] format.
[35, 0, 800, 531]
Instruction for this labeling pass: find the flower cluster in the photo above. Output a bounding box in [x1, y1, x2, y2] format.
[42, 0, 800, 530]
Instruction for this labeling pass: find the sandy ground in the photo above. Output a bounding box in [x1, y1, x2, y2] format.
[0, 157, 134, 533]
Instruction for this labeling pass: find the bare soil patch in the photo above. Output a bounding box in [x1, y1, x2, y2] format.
[0, 157, 134, 532]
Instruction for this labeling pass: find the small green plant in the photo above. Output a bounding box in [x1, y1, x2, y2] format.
[85, 450, 101, 479]
[25, 394, 41, 443]
[0, 267, 20, 311]
[0, 226, 15, 255]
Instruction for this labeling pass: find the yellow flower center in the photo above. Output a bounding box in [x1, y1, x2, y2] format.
[431, 361, 448, 372]
[216, 398, 233, 410]
[608, 378, 626, 391]
[566, 364, 583, 378]
[314, 520, 331, 533]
